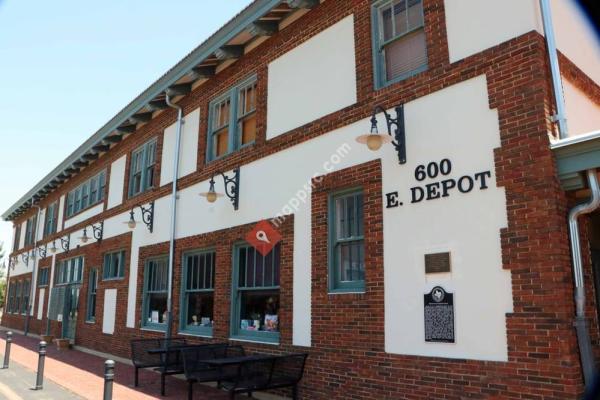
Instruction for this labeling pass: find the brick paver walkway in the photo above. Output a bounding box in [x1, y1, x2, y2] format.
[0, 331, 262, 399]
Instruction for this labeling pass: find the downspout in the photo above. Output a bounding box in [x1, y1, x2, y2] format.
[539, 0, 568, 139]
[569, 170, 600, 386]
[24, 200, 41, 336]
[164, 94, 184, 339]
[540, 0, 599, 386]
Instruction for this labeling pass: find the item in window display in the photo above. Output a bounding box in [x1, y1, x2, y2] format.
[201, 317, 211, 326]
[253, 319, 261, 330]
[192, 315, 199, 326]
[151, 310, 159, 323]
[162, 311, 167, 323]
[241, 319, 250, 330]
[265, 314, 278, 331]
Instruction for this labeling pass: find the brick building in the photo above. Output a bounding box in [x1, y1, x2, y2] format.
[2, 0, 600, 398]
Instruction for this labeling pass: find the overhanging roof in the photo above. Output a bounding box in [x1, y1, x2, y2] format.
[2, 0, 318, 221]
[551, 130, 600, 191]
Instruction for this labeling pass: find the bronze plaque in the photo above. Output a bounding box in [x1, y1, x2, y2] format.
[425, 252, 451, 274]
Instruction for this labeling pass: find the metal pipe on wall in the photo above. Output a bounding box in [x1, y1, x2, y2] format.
[164, 94, 184, 339]
[24, 201, 41, 336]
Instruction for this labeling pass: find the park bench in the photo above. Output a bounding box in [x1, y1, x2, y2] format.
[130, 338, 187, 389]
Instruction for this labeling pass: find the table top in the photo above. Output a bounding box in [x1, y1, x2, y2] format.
[203, 354, 277, 366]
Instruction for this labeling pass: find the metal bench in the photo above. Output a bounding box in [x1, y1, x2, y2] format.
[211, 353, 308, 400]
[130, 338, 187, 389]
[179, 344, 245, 400]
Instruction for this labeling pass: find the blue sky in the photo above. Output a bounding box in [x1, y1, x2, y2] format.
[0, 0, 253, 263]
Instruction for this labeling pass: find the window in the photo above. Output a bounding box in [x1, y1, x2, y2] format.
[14, 281, 21, 314]
[180, 250, 215, 336]
[7, 283, 15, 313]
[13, 225, 21, 252]
[21, 280, 30, 315]
[142, 257, 168, 330]
[55, 256, 84, 285]
[103, 251, 125, 280]
[231, 243, 280, 343]
[129, 139, 157, 197]
[24, 215, 37, 246]
[86, 268, 98, 322]
[43, 202, 58, 237]
[207, 76, 257, 161]
[66, 171, 107, 218]
[38, 268, 49, 287]
[329, 190, 365, 292]
[373, 0, 427, 87]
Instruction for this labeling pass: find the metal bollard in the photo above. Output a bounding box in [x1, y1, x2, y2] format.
[103, 360, 115, 400]
[35, 341, 46, 390]
[2, 332, 12, 369]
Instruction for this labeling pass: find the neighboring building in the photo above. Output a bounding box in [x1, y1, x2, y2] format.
[2, 0, 600, 398]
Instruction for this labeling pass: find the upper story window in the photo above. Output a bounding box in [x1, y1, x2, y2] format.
[24, 215, 37, 247]
[207, 76, 257, 161]
[13, 225, 21, 252]
[372, 0, 427, 88]
[103, 250, 125, 280]
[329, 189, 365, 292]
[129, 139, 157, 197]
[55, 256, 84, 285]
[43, 202, 58, 238]
[66, 171, 106, 218]
[38, 268, 50, 287]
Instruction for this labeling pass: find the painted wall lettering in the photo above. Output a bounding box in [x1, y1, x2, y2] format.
[386, 159, 492, 207]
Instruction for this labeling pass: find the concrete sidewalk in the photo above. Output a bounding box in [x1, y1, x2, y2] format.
[0, 357, 82, 400]
[0, 331, 278, 399]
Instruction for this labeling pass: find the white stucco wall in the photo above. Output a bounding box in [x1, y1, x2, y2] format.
[444, 0, 540, 63]
[266, 14, 357, 140]
[160, 108, 200, 185]
[102, 289, 117, 334]
[107, 155, 127, 209]
[564, 79, 600, 137]
[37, 288, 45, 320]
[64, 203, 104, 229]
[56, 195, 65, 232]
[18, 221, 26, 249]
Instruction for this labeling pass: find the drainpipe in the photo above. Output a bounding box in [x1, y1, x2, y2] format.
[24, 200, 41, 336]
[539, 0, 568, 139]
[164, 94, 184, 340]
[569, 169, 600, 386]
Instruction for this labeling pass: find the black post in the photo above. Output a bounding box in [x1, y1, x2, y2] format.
[35, 341, 46, 390]
[103, 360, 115, 400]
[2, 331, 12, 369]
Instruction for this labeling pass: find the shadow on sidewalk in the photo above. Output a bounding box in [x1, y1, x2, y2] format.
[0, 330, 251, 399]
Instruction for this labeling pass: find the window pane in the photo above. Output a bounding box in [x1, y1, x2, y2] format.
[214, 129, 229, 157]
[338, 242, 365, 282]
[381, 4, 394, 42]
[213, 99, 230, 130]
[393, 0, 408, 36]
[384, 28, 427, 81]
[239, 291, 279, 333]
[186, 292, 213, 328]
[185, 252, 215, 290]
[146, 293, 168, 324]
[239, 115, 256, 145]
[407, 0, 423, 29]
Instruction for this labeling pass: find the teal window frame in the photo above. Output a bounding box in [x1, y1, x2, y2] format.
[128, 139, 157, 198]
[24, 215, 37, 246]
[55, 256, 84, 286]
[43, 202, 58, 238]
[38, 268, 49, 287]
[7, 283, 16, 313]
[206, 75, 257, 162]
[102, 250, 126, 280]
[371, 0, 428, 89]
[230, 242, 281, 344]
[328, 188, 365, 293]
[13, 225, 21, 252]
[21, 279, 30, 315]
[86, 268, 98, 322]
[14, 281, 21, 314]
[66, 170, 107, 218]
[179, 249, 216, 337]
[141, 256, 169, 331]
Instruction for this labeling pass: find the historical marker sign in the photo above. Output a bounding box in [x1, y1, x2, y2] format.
[424, 286, 455, 343]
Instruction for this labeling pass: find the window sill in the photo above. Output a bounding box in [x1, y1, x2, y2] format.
[328, 289, 365, 295]
[229, 336, 280, 346]
[178, 330, 213, 339]
[85, 320, 95, 324]
[102, 277, 124, 282]
[141, 326, 166, 333]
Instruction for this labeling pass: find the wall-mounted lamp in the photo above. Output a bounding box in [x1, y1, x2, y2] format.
[36, 244, 47, 259]
[21, 252, 29, 265]
[9, 256, 16, 270]
[60, 234, 70, 253]
[125, 202, 154, 233]
[49, 240, 58, 254]
[356, 104, 406, 164]
[79, 221, 104, 243]
[199, 168, 240, 210]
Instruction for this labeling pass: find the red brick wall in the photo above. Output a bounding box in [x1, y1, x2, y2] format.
[3, 0, 597, 398]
